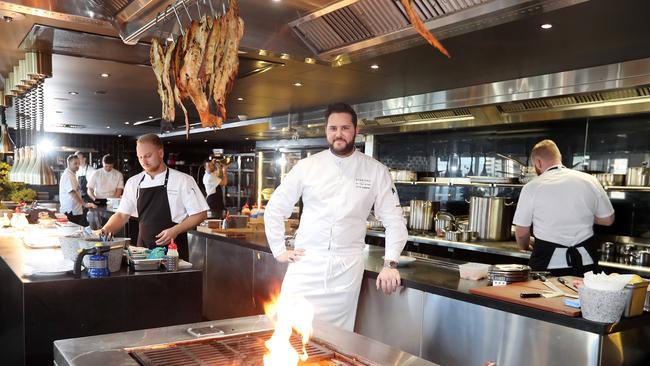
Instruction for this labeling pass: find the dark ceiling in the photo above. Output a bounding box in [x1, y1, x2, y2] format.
[1, 0, 650, 144]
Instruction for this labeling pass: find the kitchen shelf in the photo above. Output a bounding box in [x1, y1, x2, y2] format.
[603, 186, 650, 192]
[394, 181, 524, 189]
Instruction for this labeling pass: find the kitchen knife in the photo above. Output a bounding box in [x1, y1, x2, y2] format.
[540, 278, 579, 299]
[557, 277, 579, 293]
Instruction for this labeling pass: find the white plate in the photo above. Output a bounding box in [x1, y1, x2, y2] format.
[383, 255, 417, 267]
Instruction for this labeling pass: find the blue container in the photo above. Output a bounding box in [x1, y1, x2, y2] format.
[87, 247, 110, 278]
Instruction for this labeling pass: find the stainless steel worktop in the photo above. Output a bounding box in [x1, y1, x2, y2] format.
[53, 315, 437, 366]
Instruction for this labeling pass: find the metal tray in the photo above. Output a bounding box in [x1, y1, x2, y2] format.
[127, 254, 162, 271]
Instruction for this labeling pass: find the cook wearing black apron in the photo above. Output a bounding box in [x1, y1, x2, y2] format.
[206, 186, 225, 219]
[78, 165, 93, 203]
[136, 169, 189, 260]
[529, 236, 599, 276]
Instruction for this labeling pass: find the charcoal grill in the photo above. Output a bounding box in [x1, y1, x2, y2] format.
[128, 329, 374, 366]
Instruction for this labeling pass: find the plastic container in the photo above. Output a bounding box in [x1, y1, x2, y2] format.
[458, 262, 491, 280]
[165, 242, 179, 272]
[579, 285, 628, 323]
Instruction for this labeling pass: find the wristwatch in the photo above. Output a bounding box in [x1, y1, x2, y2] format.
[383, 260, 398, 269]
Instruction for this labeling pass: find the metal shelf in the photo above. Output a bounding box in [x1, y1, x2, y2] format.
[604, 186, 650, 192]
[394, 181, 524, 188]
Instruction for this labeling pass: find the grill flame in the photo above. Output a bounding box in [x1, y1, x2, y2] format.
[263, 294, 314, 365]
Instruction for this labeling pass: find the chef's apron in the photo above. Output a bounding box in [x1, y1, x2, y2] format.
[79, 165, 92, 203]
[206, 186, 225, 219]
[529, 236, 599, 276]
[136, 169, 189, 260]
[280, 248, 365, 331]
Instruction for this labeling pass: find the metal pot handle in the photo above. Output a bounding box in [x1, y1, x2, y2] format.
[505, 201, 516, 206]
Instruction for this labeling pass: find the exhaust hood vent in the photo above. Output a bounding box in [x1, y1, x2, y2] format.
[374, 106, 473, 125]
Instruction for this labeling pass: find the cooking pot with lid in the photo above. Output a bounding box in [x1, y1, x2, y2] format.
[435, 211, 455, 237]
[626, 164, 650, 186]
[408, 200, 438, 231]
[468, 196, 515, 241]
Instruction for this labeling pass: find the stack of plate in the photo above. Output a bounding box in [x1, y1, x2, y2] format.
[488, 264, 531, 286]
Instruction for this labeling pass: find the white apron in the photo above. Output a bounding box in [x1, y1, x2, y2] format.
[280, 249, 365, 331]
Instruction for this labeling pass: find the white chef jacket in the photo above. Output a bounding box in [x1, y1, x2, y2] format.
[117, 167, 209, 223]
[513, 165, 614, 269]
[59, 168, 83, 215]
[76, 164, 96, 182]
[87, 168, 124, 199]
[202, 171, 222, 196]
[265, 149, 407, 330]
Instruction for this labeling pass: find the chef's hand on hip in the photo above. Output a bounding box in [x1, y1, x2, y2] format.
[155, 227, 178, 246]
[276, 248, 305, 263]
[377, 268, 401, 295]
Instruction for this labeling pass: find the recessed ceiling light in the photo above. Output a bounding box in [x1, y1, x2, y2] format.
[124, 121, 130, 125]
[293, 82, 302, 87]
[118, 134, 122, 137]
[370, 64, 379, 69]
[106, 126, 111, 129]
[68, 91, 78, 95]
[100, 73, 110, 78]
[541, 23, 552, 29]
[148, 115, 154, 119]
[237, 97, 244, 101]
[245, 137, 250, 140]
[204, 139, 208, 142]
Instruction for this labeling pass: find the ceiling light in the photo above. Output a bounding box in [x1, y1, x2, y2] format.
[541, 23, 552, 29]
[124, 121, 130, 125]
[100, 73, 110, 78]
[370, 64, 379, 69]
[118, 134, 122, 137]
[148, 115, 154, 119]
[304, 58, 316, 64]
[106, 126, 111, 129]
[245, 137, 250, 140]
[237, 97, 244, 101]
[204, 139, 208, 142]
[293, 82, 302, 87]
[68, 91, 78, 95]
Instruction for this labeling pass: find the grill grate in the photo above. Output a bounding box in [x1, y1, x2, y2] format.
[129, 330, 371, 366]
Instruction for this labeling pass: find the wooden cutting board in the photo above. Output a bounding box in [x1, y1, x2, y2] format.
[196, 226, 255, 237]
[469, 277, 582, 317]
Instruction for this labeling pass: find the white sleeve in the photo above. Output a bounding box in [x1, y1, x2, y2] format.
[513, 184, 534, 227]
[87, 171, 96, 189]
[372, 166, 407, 262]
[592, 181, 614, 218]
[116, 178, 138, 217]
[264, 161, 304, 258]
[181, 176, 209, 216]
[117, 172, 124, 189]
[60, 173, 72, 193]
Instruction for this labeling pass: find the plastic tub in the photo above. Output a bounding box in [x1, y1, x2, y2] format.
[458, 262, 490, 280]
[579, 285, 628, 323]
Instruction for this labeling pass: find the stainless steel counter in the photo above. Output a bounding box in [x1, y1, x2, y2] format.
[53, 315, 437, 366]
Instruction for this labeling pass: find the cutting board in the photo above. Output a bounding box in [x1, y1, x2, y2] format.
[196, 226, 255, 237]
[469, 277, 582, 317]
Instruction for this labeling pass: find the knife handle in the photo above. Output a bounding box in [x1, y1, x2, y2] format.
[520, 292, 542, 298]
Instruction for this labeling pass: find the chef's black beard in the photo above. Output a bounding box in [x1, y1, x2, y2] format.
[329, 139, 355, 156]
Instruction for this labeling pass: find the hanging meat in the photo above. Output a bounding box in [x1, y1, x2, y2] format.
[400, 0, 450, 58]
[150, 0, 244, 136]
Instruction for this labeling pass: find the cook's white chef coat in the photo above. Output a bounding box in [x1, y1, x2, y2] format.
[87, 168, 124, 199]
[265, 149, 407, 330]
[202, 171, 222, 196]
[117, 167, 209, 223]
[76, 164, 96, 182]
[59, 168, 83, 215]
[513, 165, 614, 269]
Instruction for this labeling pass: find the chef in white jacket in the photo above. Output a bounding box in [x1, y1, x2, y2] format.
[264, 102, 408, 331]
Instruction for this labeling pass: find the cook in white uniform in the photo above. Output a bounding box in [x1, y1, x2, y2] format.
[514, 139, 615, 276]
[59, 154, 97, 225]
[87, 154, 124, 202]
[98, 134, 209, 260]
[75, 151, 96, 203]
[202, 159, 228, 218]
[265, 103, 408, 331]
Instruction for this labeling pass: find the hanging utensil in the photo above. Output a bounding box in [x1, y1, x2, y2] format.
[480, 152, 488, 176]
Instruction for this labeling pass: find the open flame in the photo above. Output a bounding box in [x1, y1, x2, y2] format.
[263, 294, 314, 366]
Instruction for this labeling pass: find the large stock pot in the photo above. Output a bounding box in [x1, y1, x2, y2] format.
[467, 196, 515, 241]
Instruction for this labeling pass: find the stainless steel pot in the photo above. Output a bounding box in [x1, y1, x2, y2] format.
[445, 230, 461, 241]
[625, 166, 650, 186]
[467, 196, 515, 241]
[600, 241, 616, 256]
[435, 211, 455, 237]
[408, 200, 438, 231]
[635, 250, 650, 267]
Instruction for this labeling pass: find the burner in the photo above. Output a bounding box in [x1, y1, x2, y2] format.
[128, 329, 375, 366]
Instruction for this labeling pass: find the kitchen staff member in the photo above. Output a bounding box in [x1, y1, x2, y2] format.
[87, 154, 124, 205]
[75, 151, 96, 203]
[203, 159, 228, 218]
[59, 154, 96, 225]
[264, 102, 408, 331]
[98, 134, 209, 260]
[513, 139, 615, 276]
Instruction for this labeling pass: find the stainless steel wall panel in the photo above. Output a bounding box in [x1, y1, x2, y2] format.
[354, 278, 424, 357]
[421, 293, 601, 366]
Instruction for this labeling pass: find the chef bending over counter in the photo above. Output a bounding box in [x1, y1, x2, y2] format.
[264, 102, 408, 331]
[97, 134, 209, 260]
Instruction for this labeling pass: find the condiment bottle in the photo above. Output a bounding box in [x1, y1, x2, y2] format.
[165, 241, 179, 272]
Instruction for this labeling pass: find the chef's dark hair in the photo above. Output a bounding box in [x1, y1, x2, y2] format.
[325, 102, 357, 128]
[66, 154, 79, 165]
[102, 154, 115, 165]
